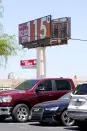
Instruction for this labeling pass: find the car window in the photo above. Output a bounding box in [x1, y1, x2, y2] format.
[15, 80, 39, 90]
[55, 80, 71, 91]
[57, 92, 71, 101]
[73, 83, 87, 95]
[37, 80, 52, 91]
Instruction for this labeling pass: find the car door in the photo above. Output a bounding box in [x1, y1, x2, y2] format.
[35, 80, 55, 103]
[52, 79, 71, 100]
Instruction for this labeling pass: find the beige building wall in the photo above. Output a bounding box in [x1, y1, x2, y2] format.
[0, 78, 26, 88]
[0, 77, 87, 89]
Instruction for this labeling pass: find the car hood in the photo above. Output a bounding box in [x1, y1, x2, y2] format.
[0, 89, 25, 96]
[34, 100, 69, 108]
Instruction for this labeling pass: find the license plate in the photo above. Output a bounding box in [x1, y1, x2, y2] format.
[75, 101, 82, 106]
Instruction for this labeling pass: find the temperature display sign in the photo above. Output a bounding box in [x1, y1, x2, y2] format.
[19, 15, 51, 44]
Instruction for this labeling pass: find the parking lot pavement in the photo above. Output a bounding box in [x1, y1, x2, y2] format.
[0, 118, 80, 131]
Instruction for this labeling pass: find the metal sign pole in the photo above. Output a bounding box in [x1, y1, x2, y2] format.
[36, 47, 46, 79]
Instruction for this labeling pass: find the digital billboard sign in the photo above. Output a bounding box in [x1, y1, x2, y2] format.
[19, 15, 51, 45]
[19, 16, 71, 48]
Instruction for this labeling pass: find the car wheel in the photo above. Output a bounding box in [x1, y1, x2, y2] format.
[0, 116, 6, 121]
[39, 121, 48, 125]
[76, 120, 86, 129]
[61, 110, 75, 126]
[12, 104, 29, 122]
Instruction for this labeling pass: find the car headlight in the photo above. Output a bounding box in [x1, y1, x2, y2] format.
[0, 96, 12, 103]
[45, 107, 59, 111]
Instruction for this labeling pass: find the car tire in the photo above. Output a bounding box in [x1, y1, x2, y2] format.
[12, 104, 29, 122]
[60, 110, 75, 126]
[39, 121, 48, 125]
[76, 120, 86, 129]
[0, 116, 6, 122]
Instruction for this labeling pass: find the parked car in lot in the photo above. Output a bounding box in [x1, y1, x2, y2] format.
[0, 78, 75, 122]
[30, 92, 75, 126]
[68, 83, 87, 128]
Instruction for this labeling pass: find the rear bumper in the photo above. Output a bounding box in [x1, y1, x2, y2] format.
[0, 107, 12, 116]
[68, 111, 87, 121]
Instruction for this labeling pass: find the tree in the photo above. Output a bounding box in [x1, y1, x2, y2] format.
[0, 0, 21, 67]
[0, 34, 19, 67]
[0, 0, 4, 17]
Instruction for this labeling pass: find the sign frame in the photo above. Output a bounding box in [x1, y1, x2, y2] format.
[19, 15, 51, 48]
[19, 16, 71, 49]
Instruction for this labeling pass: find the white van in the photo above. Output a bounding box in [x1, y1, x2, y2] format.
[68, 83, 87, 126]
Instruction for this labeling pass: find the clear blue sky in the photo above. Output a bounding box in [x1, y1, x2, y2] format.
[0, 0, 87, 79]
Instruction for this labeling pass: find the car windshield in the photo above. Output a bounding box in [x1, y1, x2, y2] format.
[73, 83, 87, 95]
[57, 92, 71, 101]
[15, 80, 39, 90]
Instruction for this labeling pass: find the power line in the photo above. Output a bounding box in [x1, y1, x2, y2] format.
[70, 38, 87, 41]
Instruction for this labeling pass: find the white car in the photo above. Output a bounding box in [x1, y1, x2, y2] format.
[68, 83, 87, 127]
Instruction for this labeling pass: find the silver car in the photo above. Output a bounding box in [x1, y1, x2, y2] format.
[68, 83, 87, 128]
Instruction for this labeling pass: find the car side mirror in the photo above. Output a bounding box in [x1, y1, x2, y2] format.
[35, 88, 39, 92]
[35, 84, 45, 92]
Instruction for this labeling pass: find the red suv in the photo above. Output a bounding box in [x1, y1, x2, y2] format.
[0, 78, 75, 122]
